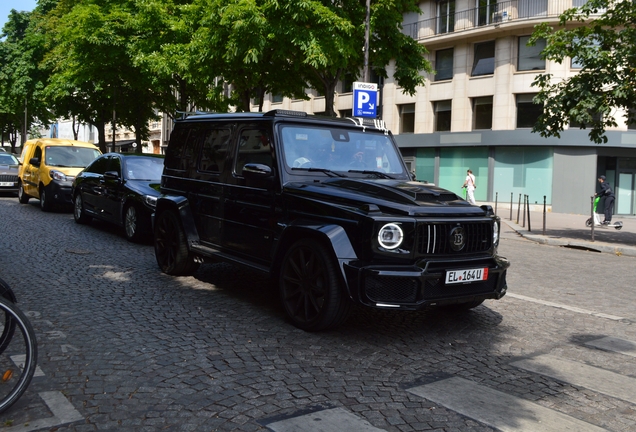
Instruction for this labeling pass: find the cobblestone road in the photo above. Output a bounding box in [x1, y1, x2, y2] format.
[1, 197, 635, 431]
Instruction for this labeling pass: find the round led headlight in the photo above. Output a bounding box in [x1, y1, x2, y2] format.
[493, 221, 499, 245]
[378, 223, 403, 250]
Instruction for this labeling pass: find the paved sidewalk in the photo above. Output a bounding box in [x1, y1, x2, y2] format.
[493, 204, 636, 257]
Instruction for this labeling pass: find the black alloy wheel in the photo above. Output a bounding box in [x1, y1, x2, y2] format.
[154, 209, 199, 275]
[124, 204, 144, 243]
[279, 239, 351, 331]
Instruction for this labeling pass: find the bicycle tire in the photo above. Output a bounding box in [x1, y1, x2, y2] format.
[0, 278, 17, 354]
[0, 297, 38, 414]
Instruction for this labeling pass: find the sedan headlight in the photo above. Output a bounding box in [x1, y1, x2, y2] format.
[493, 221, 500, 246]
[143, 194, 158, 208]
[378, 223, 403, 250]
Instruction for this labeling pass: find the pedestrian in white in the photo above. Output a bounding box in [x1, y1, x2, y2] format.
[462, 169, 476, 205]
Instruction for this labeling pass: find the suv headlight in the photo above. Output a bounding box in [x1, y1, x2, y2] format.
[493, 221, 500, 246]
[378, 223, 403, 250]
[143, 194, 158, 208]
[50, 170, 69, 181]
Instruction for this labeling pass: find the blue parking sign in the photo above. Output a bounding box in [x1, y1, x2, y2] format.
[352, 82, 378, 118]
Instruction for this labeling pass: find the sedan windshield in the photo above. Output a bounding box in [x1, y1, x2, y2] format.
[280, 124, 408, 179]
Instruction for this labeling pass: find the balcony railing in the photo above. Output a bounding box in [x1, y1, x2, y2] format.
[402, 0, 595, 40]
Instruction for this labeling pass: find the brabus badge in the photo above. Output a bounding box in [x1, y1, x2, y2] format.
[450, 226, 465, 251]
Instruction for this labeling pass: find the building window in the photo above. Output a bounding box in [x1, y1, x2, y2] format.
[271, 94, 283, 103]
[434, 100, 452, 132]
[518, 36, 546, 71]
[628, 107, 636, 130]
[516, 94, 542, 128]
[473, 97, 493, 130]
[472, 41, 495, 76]
[437, 0, 455, 34]
[339, 109, 352, 118]
[399, 104, 415, 133]
[518, 0, 548, 19]
[341, 73, 355, 93]
[435, 48, 454, 81]
[570, 36, 601, 69]
[477, 0, 497, 26]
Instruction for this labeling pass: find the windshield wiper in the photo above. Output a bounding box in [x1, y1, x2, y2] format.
[348, 170, 394, 179]
[292, 167, 347, 177]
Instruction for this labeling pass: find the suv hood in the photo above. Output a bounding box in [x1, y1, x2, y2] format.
[284, 178, 488, 217]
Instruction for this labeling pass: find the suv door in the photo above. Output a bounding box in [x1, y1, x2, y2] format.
[223, 126, 276, 263]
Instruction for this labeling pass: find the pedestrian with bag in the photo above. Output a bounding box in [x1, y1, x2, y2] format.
[595, 175, 615, 225]
[462, 169, 477, 205]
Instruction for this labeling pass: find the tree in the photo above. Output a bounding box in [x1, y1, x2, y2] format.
[530, 0, 636, 144]
[188, 0, 432, 116]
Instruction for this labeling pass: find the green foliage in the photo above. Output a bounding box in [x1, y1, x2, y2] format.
[530, 0, 636, 144]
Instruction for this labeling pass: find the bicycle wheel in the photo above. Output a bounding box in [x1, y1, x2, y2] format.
[0, 297, 38, 414]
[0, 278, 17, 354]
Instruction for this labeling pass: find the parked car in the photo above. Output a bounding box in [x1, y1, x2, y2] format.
[0, 153, 20, 196]
[18, 138, 102, 211]
[153, 110, 510, 331]
[72, 153, 165, 242]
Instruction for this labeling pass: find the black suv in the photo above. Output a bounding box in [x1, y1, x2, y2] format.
[154, 110, 509, 331]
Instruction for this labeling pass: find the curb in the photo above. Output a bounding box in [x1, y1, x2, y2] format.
[502, 220, 636, 257]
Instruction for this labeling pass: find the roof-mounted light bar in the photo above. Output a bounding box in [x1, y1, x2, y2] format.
[263, 109, 308, 118]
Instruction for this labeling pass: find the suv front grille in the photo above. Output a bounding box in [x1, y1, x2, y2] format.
[416, 222, 492, 256]
[0, 174, 18, 182]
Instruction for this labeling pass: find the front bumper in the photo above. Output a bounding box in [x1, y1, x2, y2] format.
[45, 180, 74, 205]
[343, 255, 509, 310]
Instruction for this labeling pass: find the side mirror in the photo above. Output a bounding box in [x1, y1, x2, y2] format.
[29, 157, 40, 167]
[103, 171, 121, 182]
[242, 163, 273, 178]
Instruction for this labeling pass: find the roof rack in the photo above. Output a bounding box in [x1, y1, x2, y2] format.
[263, 109, 308, 118]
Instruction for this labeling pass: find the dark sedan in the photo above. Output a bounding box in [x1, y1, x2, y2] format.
[72, 153, 164, 242]
[0, 153, 20, 196]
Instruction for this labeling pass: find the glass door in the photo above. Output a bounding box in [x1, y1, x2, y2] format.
[616, 172, 635, 215]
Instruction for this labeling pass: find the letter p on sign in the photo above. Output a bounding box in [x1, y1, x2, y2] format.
[357, 92, 370, 109]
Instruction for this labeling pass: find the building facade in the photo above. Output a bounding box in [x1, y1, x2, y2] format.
[255, 0, 636, 216]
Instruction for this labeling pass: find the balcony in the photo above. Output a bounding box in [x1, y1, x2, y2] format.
[403, 0, 594, 41]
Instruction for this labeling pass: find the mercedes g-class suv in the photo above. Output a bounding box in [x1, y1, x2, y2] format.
[154, 110, 509, 331]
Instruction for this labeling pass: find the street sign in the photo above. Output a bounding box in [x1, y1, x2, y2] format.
[352, 82, 378, 118]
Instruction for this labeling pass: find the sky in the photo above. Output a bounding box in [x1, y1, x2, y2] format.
[1, 0, 37, 33]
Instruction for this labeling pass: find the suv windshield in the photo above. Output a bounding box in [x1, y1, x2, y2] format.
[45, 146, 101, 168]
[280, 124, 408, 178]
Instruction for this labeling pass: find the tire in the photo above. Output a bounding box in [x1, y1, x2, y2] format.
[124, 204, 145, 243]
[17, 182, 29, 204]
[615, 225, 622, 231]
[585, 218, 593, 227]
[73, 193, 92, 224]
[39, 185, 52, 212]
[154, 209, 200, 275]
[0, 297, 38, 414]
[279, 239, 351, 331]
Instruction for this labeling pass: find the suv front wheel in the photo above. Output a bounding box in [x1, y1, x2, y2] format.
[279, 239, 351, 331]
[154, 209, 200, 275]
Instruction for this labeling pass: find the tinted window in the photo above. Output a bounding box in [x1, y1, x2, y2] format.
[85, 155, 111, 174]
[235, 129, 273, 176]
[198, 128, 231, 173]
[164, 126, 191, 170]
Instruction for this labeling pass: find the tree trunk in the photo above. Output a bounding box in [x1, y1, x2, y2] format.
[72, 116, 79, 140]
[96, 121, 107, 154]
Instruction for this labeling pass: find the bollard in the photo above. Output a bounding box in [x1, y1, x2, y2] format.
[495, 192, 498, 216]
[510, 193, 513, 220]
[542, 196, 546, 236]
[522, 194, 526, 227]
[590, 195, 595, 242]
[527, 195, 531, 232]
[516, 194, 522, 224]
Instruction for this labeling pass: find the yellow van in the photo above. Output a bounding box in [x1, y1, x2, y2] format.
[18, 138, 101, 211]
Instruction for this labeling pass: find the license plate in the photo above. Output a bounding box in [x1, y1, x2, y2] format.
[0, 182, 14, 187]
[445, 268, 488, 285]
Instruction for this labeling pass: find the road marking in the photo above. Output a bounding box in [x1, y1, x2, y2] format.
[10, 355, 44, 377]
[407, 376, 605, 432]
[585, 336, 636, 358]
[506, 293, 625, 321]
[511, 354, 636, 405]
[3, 391, 83, 432]
[264, 407, 385, 432]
